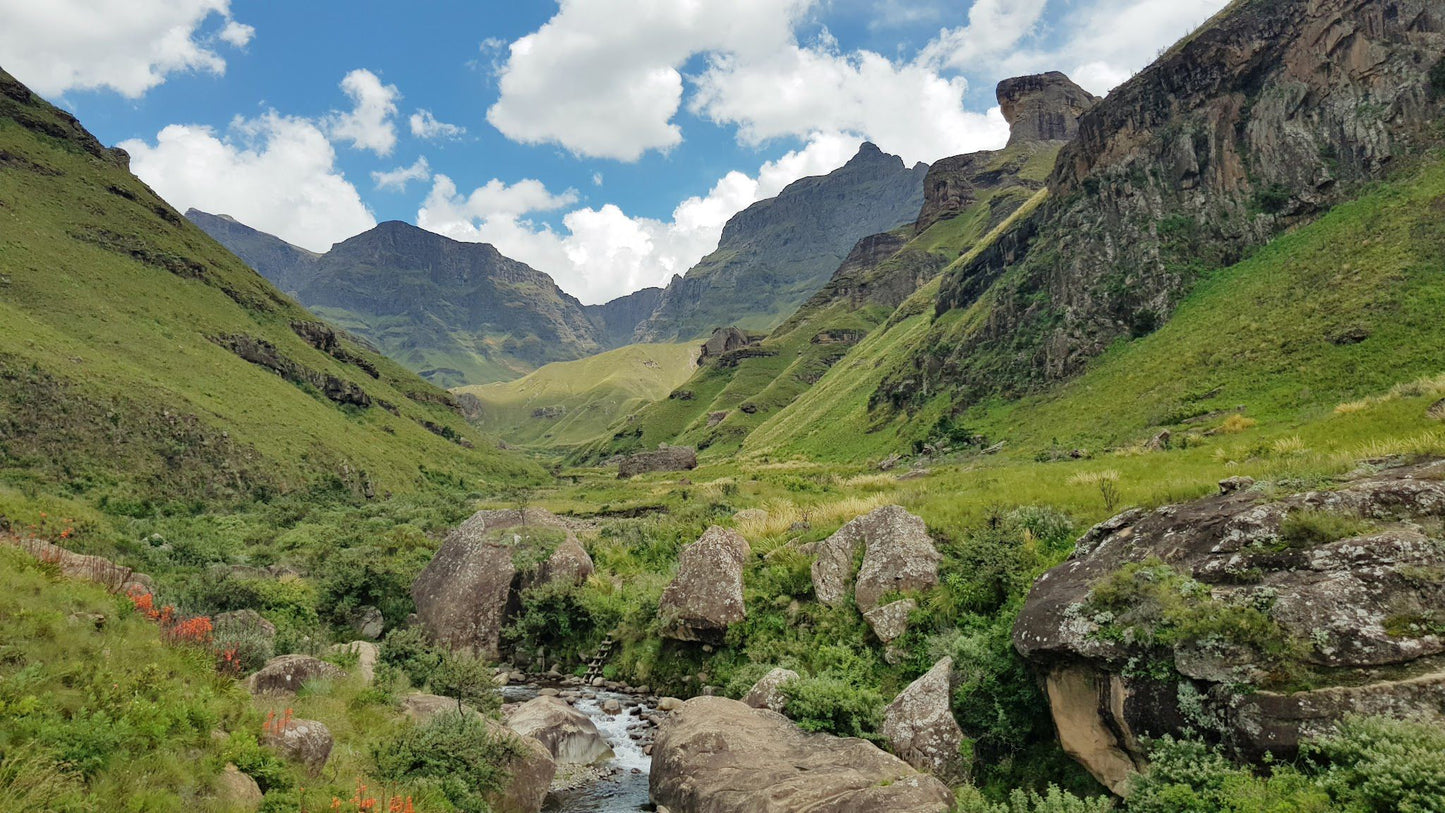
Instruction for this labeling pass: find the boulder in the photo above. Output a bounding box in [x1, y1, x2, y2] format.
[1014, 459, 1445, 793]
[410, 507, 572, 659]
[618, 446, 698, 479]
[6, 537, 152, 596]
[997, 72, 1098, 146]
[400, 694, 555, 813]
[741, 667, 799, 714]
[542, 534, 595, 586]
[733, 508, 768, 525]
[262, 717, 333, 776]
[882, 658, 967, 784]
[350, 605, 384, 640]
[657, 697, 683, 712]
[246, 654, 346, 695]
[658, 526, 750, 642]
[699, 327, 750, 361]
[506, 696, 615, 765]
[330, 641, 379, 684]
[812, 506, 939, 610]
[863, 599, 916, 664]
[650, 697, 954, 813]
[214, 609, 277, 641]
[215, 764, 262, 810]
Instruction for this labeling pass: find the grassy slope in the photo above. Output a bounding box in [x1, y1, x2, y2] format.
[745, 159, 1445, 462]
[0, 69, 538, 505]
[453, 343, 699, 450]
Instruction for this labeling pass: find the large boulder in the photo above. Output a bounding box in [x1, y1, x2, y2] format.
[262, 717, 333, 776]
[882, 658, 967, 784]
[996, 72, 1098, 146]
[400, 694, 556, 813]
[618, 446, 698, 479]
[1014, 460, 1445, 793]
[541, 534, 595, 586]
[658, 526, 750, 642]
[650, 697, 953, 813]
[742, 667, 799, 713]
[7, 537, 152, 596]
[699, 326, 750, 361]
[215, 764, 262, 811]
[864, 598, 916, 664]
[506, 696, 615, 765]
[246, 654, 346, 695]
[811, 506, 940, 610]
[411, 508, 574, 659]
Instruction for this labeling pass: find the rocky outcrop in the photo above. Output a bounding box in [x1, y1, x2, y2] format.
[812, 506, 940, 610]
[262, 717, 333, 776]
[618, 446, 698, 479]
[699, 327, 751, 361]
[864, 598, 916, 664]
[211, 334, 372, 408]
[330, 641, 379, 684]
[892, 0, 1445, 410]
[542, 535, 595, 586]
[246, 655, 346, 695]
[400, 694, 555, 813]
[1014, 460, 1445, 793]
[5, 537, 153, 596]
[658, 526, 750, 642]
[507, 696, 615, 765]
[998, 72, 1098, 147]
[742, 667, 799, 713]
[882, 658, 966, 783]
[583, 286, 665, 348]
[411, 507, 579, 659]
[650, 696, 954, 812]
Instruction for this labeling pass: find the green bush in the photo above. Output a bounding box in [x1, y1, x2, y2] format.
[372, 711, 523, 813]
[379, 627, 442, 689]
[1310, 715, 1445, 812]
[1276, 509, 1371, 550]
[429, 649, 501, 716]
[956, 784, 1114, 813]
[780, 674, 884, 741]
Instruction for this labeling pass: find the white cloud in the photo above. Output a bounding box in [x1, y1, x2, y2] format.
[409, 109, 466, 140]
[326, 69, 400, 156]
[418, 133, 861, 304]
[373, 157, 432, 192]
[919, 0, 1049, 69]
[0, 0, 251, 98]
[120, 113, 376, 253]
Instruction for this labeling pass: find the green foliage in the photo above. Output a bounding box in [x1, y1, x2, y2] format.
[503, 581, 601, 667]
[379, 627, 443, 689]
[1128, 736, 1332, 813]
[372, 711, 523, 813]
[956, 784, 1115, 813]
[780, 674, 885, 741]
[1276, 509, 1372, 550]
[1309, 715, 1445, 812]
[428, 650, 501, 716]
[1430, 58, 1445, 100]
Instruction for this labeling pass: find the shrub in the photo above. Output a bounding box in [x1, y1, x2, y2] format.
[379, 627, 442, 689]
[1276, 509, 1371, 550]
[1309, 715, 1445, 812]
[429, 649, 501, 716]
[780, 674, 884, 741]
[1217, 415, 1257, 434]
[372, 712, 523, 813]
[956, 784, 1114, 813]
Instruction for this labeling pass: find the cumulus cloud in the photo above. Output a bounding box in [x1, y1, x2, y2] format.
[326, 69, 400, 156]
[373, 157, 432, 192]
[0, 0, 251, 98]
[418, 133, 861, 304]
[919, 0, 1049, 68]
[410, 109, 466, 140]
[121, 113, 376, 253]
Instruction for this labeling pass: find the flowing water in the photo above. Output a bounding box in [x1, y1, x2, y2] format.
[502, 684, 654, 812]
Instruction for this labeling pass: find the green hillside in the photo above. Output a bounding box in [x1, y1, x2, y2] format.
[453, 342, 699, 450]
[0, 67, 539, 509]
[744, 158, 1445, 462]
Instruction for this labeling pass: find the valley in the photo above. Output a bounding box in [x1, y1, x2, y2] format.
[2, 0, 1445, 812]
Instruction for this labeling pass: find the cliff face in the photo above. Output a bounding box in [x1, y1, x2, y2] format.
[186, 209, 321, 297]
[636, 143, 930, 342]
[998, 72, 1099, 147]
[584, 287, 664, 347]
[884, 0, 1445, 410]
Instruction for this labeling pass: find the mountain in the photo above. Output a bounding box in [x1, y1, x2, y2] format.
[0, 66, 538, 503]
[635, 143, 930, 342]
[186, 208, 320, 297]
[583, 286, 665, 347]
[575, 73, 1091, 461]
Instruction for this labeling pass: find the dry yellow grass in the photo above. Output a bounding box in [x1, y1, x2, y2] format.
[735, 493, 893, 541]
[1066, 469, 1121, 487]
[1334, 372, 1445, 415]
[1218, 414, 1259, 434]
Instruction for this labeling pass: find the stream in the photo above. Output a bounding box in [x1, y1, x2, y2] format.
[502, 683, 654, 812]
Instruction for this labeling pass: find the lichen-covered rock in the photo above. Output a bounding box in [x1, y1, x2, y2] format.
[864, 599, 917, 664]
[700, 327, 750, 360]
[882, 658, 967, 784]
[215, 764, 262, 810]
[651, 697, 953, 813]
[350, 605, 384, 640]
[658, 526, 750, 642]
[507, 696, 615, 765]
[411, 507, 572, 658]
[618, 446, 698, 478]
[541, 534, 594, 586]
[1014, 460, 1445, 793]
[811, 505, 940, 610]
[262, 717, 333, 776]
[742, 667, 799, 713]
[246, 654, 346, 695]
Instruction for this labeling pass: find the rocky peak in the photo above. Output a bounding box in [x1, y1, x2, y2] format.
[997, 72, 1098, 146]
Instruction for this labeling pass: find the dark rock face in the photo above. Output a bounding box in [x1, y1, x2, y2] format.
[650, 696, 954, 813]
[699, 327, 751, 361]
[246, 655, 347, 695]
[997, 72, 1099, 147]
[583, 286, 664, 347]
[897, 0, 1445, 407]
[657, 526, 750, 643]
[211, 334, 372, 408]
[617, 446, 698, 478]
[638, 143, 929, 341]
[1014, 460, 1445, 793]
[186, 209, 320, 296]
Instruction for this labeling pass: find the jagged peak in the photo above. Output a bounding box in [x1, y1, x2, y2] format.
[996, 72, 1098, 147]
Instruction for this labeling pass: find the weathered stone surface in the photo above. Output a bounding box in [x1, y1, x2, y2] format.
[733, 508, 768, 525]
[246, 655, 346, 695]
[742, 667, 799, 713]
[865, 598, 917, 664]
[215, 764, 262, 810]
[700, 327, 750, 361]
[651, 697, 954, 813]
[812, 506, 940, 610]
[883, 658, 966, 784]
[262, 718, 333, 776]
[5, 537, 152, 596]
[997, 72, 1098, 147]
[1014, 460, 1445, 792]
[349, 605, 384, 640]
[542, 534, 595, 586]
[658, 526, 750, 642]
[400, 694, 555, 813]
[330, 641, 379, 684]
[411, 507, 571, 659]
[618, 446, 698, 478]
[507, 696, 615, 765]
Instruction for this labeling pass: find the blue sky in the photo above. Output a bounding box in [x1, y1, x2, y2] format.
[0, 0, 1228, 303]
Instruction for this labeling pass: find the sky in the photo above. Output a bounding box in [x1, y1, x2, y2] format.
[0, 0, 1229, 305]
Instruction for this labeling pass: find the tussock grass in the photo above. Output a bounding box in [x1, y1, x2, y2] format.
[736, 493, 893, 542]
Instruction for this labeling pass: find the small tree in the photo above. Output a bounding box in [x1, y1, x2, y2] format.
[430, 649, 499, 715]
